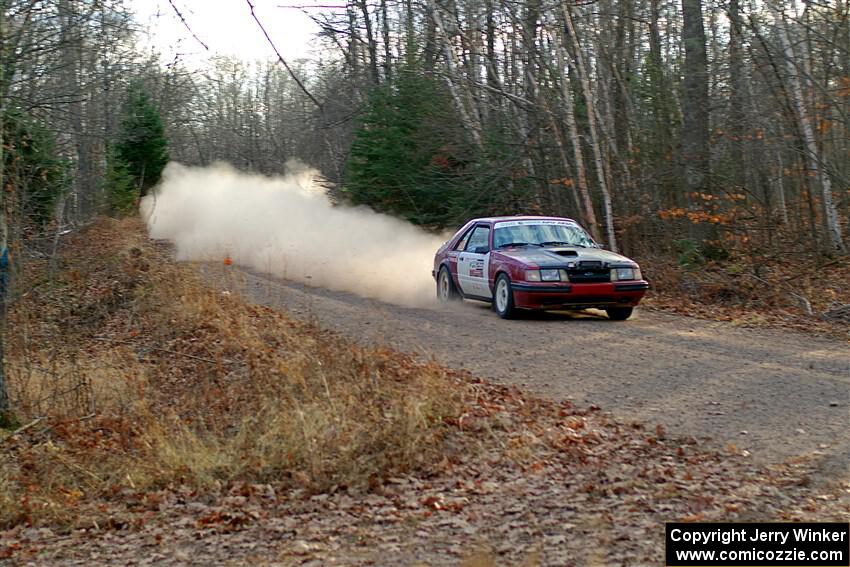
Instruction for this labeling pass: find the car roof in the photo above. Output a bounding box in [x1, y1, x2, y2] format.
[472, 215, 578, 224]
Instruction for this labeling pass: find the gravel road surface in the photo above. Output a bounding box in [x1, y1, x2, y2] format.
[213, 266, 849, 483]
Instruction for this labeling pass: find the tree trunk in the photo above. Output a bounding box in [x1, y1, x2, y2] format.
[427, 0, 484, 148]
[771, 4, 846, 254]
[356, 0, 380, 85]
[484, 0, 500, 126]
[727, 0, 746, 184]
[404, 0, 415, 65]
[0, 144, 8, 417]
[551, 27, 600, 240]
[681, 0, 710, 204]
[0, 1, 9, 417]
[380, 0, 391, 83]
[562, 4, 617, 251]
[60, 0, 91, 221]
[648, 0, 674, 203]
[774, 149, 789, 226]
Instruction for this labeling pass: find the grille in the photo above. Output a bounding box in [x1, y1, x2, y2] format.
[566, 261, 610, 283]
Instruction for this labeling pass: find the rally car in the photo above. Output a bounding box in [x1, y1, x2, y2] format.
[432, 216, 648, 319]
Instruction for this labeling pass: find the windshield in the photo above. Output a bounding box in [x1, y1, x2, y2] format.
[493, 220, 595, 248]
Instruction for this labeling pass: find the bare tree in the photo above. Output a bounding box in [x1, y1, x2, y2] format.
[769, 2, 846, 254]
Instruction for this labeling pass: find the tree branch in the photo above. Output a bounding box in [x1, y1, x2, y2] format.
[167, 0, 210, 51]
[246, 0, 323, 110]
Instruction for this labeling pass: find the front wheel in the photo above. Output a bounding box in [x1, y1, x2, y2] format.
[493, 274, 516, 319]
[605, 307, 634, 321]
[436, 265, 460, 301]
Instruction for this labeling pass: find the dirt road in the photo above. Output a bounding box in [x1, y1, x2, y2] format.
[216, 266, 849, 482]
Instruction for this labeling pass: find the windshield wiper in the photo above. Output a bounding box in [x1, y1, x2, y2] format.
[540, 241, 585, 247]
[497, 242, 543, 249]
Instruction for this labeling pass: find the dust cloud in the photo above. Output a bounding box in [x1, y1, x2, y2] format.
[142, 162, 446, 306]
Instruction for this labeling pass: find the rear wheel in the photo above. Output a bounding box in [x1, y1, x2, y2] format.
[436, 265, 460, 301]
[605, 307, 633, 321]
[493, 274, 516, 319]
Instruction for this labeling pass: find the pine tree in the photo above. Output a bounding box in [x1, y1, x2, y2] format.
[345, 70, 466, 226]
[2, 109, 68, 226]
[116, 85, 169, 196]
[104, 149, 137, 216]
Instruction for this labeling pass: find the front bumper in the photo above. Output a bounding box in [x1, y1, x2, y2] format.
[510, 280, 649, 310]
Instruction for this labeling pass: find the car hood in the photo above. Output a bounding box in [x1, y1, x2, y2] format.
[494, 247, 637, 267]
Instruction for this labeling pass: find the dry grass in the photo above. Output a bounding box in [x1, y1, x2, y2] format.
[2, 217, 462, 526]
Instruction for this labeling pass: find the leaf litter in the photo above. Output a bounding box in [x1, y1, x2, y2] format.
[2, 218, 848, 566]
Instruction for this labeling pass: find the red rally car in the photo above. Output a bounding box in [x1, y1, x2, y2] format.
[432, 216, 649, 320]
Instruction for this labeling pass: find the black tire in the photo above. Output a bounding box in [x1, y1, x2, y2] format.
[493, 273, 516, 319]
[605, 307, 633, 321]
[436, 265, 461, 301]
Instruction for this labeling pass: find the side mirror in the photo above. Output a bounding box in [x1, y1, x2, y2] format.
[594, 243, 607, 250]
[473, 246, 490, 254]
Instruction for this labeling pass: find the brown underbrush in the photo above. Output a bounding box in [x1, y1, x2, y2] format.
[639, 253, 850, 338]
[3, 218, 462, 526]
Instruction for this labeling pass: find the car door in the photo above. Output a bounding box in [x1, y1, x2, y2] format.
[457, 224, 492, 299]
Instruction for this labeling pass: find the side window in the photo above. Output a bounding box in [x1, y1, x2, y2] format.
[454, 229, 473, 251]
[465, 226, 491, 252]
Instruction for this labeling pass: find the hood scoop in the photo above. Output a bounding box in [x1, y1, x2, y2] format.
[551, 249, 579, 257]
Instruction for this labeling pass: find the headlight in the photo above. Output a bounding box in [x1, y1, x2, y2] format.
[526, 269, 570, 282]
[540, 269, 560, 281]
[611, 267, 641, 281]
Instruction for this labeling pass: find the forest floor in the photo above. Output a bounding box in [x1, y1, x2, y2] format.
[1, 218, 848, 566]
[638, 251, 850, 341]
